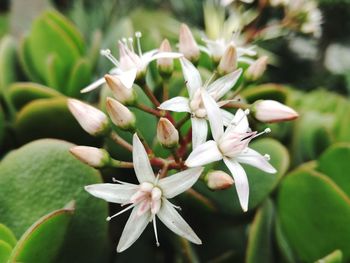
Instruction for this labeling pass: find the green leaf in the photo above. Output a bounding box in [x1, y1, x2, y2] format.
[14, 97, 99, 145]
[246, 199, 274, 263]
[275, 217, 296, 263]
[8, 202, 75, 263]
[46, 53, 64, 90]
[0, 224, 17, 248]
[315, 250, 343, 263]
[0, 107, 4, 148]
[277, 169, 350, 262]
[65, 58, 92, 97]
[8, 82, 62, 111]
[0, 139, 109, 262]
[241, 84, 288, 104]
[0, 240, 12, 263]
[0, 35, 17, 92]
[317, 143, 350, 197]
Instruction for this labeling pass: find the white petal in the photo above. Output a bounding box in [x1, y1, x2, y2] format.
[207, 69, 242, 100]
[148, 51, 183, 62]
[133, 134, 155, 183]
[180, 58, 202, 98]
[185, 140, 222, 167]
[201, 90, 224, 141]
[85, 183, 138, 204]
[158, 97, 190, 113]
[221, 109, 235, 126]
[236, 148, 277, 173]
[157, 199, 201, 244]
[158, 167, 204, 198]
[81, 77, 106, 93]
[225, 108, 249, 135]
[117, 206, 151, 252]
[223, 158, 249, 212]
[118, 68, 137, 89]
[191, 117, 208, 149]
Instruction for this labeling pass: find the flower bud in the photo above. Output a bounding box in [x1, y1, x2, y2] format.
[157, 117, 179, 148]
[157, 39, 174, 78]
[67, 99, 109, 136]
[252, 100, 299, 123]
[217, 44, 237, 75]
[104, 74, 136, 105]
[106, 97, 136, 131]
[245, 56, 269, 81]
[205, 170, 234, 190]
[70, 146, 110, 168]
[179, 23, 200, 63]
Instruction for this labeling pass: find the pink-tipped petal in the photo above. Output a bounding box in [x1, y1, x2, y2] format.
[158, 97, 191, 113]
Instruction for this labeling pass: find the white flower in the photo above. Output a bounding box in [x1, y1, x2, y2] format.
[185, 91, 276, 212]
[81, 32, 182, 93]
[159, 58, 242, 148]
[220, 0, 254, 7]
[85, 134, 203, 252]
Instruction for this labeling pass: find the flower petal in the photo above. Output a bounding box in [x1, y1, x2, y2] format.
[158, 97, 190, 113]
[236, 147, 277, 173]
[157, 199, 202, 244]
[191, 117, 208, 149]
[118, 68, 137, 89]
[207, 69, 242, 100]
[81, 77, 106, 93]
[180, 58, 202, 98]
[221, 109, 235, 126]
[185, 140, 222, 167]
[158, 167, 204, 198]
[201, 90, 224, 141]
[225, 108, 249, 134]
[223, 158, 249, 212]
[133, 134, 155, 183]
[117, 206, 151, 252]
[85, 183, 138, 204]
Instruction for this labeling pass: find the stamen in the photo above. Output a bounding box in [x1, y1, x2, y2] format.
[135, 31, 143, 56]
[152, 216, 160, 247]
[106, 203, 136, 221]
[100, 49, 119, 67]
[264, 154, 271, 161]
[170, 203, 182, 211]
[128, 37, 135, 53]
[252, 127, 271, 139]
[244, 109, 250, 115]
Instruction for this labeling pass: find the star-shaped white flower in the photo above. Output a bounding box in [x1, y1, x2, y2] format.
[159, 58, 242, 148]
[185, 91, 276, 212]
[85, 134, 203, 252]
[81, 32, 182, 93]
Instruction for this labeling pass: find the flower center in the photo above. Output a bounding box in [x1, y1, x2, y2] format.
[130, 182, 162, 216]
[190, 90, 207, 118]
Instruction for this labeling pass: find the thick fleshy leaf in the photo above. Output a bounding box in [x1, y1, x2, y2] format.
[158, 167, 204, 198]
[241, 84, 288, 104]
[236, 148, 276, 173]
[0, 240, 12, 263]
[180, 58, 202, 98]
[315, 250, 343, 263]
[202, 90, 224, 141]
[158, 96, 190, 113]
[207, 69, 242, 101]
[85, 183, 138, 204]
[0, 36, 17, 92]
[66, 58, 92, 97]
[0, 224, 17, 248]
[157, 199, 201, 244]
[117, 206, 151, 252]
[223, 158, 249, 212]
[186, 140, 222, 167]
[132, 134, 156, 183]
[191, 117, 208, 149]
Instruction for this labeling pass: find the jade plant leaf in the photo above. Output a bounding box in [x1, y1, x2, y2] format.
[0, 224, 17, 248]
[317, 143, 350, 196]
[194, 138, 289, 215]
[8, 202, 75, 263]
[0, 240, 12, 263]
[0, 107, 4, 147]
[0, 35, 17, 93]
[14, 97, 99, 145]
[246, 199, 274, 263]
[241, 84, 288, 104]
[0, 139, 109, 262]
[315, 250, 343, 263]
[65, 58, 92, 97]
[277, 169, 350, 262]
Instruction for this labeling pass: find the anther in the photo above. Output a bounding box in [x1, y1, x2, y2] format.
[135, 31, 143, 56]
[244, 109, 250, 115]
[100, 49, 119, 67]
[252, 127, 272, 139]
[264, 154, 271, 161]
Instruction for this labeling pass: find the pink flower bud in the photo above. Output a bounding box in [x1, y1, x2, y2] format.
[217, 44, 237, 75]
[157, 117, 179, 148]
[106, 97, 136, 131]
[105, 74, 136, 105]
[70, 146, 110, 168]
[67, 99, 109, 136]
[245, 56, 269, 81]
[179, 24, 200, 63]
[253, 100, 299, 123]
[157, 39, 174, 77]
[206, 170, 234, 190]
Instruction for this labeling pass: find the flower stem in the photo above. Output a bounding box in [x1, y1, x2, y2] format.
[162, 79, 169, 102]
[143, 84, 161, 107]
[110, 159, 134, 168]
[222, 101, 250, 110]
[110, 131, 133, 152]
[187, 188, 216, 211]
[175, 114, 190, 129]
[134, 103, 164, 117]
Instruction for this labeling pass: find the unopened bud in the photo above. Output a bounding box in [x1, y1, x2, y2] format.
[205, 170, 234, 190]
[157, 39, 174, 78]
[70, 146, 110, 168]
[217, 44, 237, 75]
[179, 24, 200, 63]
[67, 99, 109, 136]
[104, 74, 136, 105]
[157, 117, 179, 148]
[245, 56, 269, 81]
[106, 97, 136, 131]
[252, 100, 299, 123]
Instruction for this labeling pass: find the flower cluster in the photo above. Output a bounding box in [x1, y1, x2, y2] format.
[68, 15, 298, 252]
